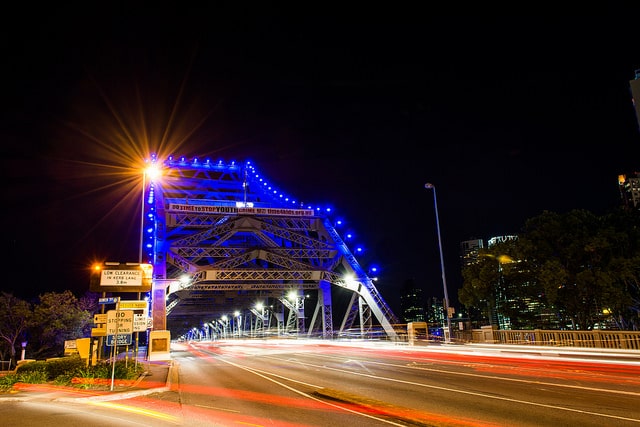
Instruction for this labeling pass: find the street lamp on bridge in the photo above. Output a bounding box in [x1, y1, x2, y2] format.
[234, 310, 242, 337]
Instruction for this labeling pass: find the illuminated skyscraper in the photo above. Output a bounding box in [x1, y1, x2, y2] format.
[460, 238, 483, 268]
[630, 69, 640, 134]
[400, 280, 426, 323]
[619, 173, 640, 209]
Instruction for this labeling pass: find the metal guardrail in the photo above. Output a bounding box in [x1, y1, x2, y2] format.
[464, 328, 640, 350]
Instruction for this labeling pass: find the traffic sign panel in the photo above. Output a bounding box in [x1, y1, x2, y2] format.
[106, 334, 132, 346]
[119, 300, 148, 310]
[91, 327, 106, 337]
[94, 313, 107, 324]
[133, 313, 149, 332]
[106, 310, 134, 335]
[99, 297, 118, 304]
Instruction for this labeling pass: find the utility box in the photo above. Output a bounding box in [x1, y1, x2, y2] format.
[472, 325, 498, 343]
[407, 322, 428, 345]
[148, 330, 171, 361]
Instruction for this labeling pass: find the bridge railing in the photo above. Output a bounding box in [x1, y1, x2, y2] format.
[462, 327, 640, 350]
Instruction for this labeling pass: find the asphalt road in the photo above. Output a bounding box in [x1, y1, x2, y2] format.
[2, 340, 640, 426]
[151, 340, 640, 426]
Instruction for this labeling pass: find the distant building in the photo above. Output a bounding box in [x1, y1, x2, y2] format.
[616, 71, 640, 210]
[399, 280, 426, 323]
[618, 172, 640, 209]
[486, 236, 516, 329]
[460, 238, 483, 268]
[630, 69, 640, 134]
[487, 235, 517, 247]
[459, 239, 485, 328]
[425, 296, 445, 335]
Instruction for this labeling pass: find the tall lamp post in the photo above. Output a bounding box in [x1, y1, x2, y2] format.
[139, 164, 160, 361]
[140, 164, 161, 263]
[139, 169, 147, 264]
[425, 183, 452, 343]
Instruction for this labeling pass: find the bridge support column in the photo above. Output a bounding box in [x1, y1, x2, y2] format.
[319, 280, 333, 338]
[151, 280, 172, 331]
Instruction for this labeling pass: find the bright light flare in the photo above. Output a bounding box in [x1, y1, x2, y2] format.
[145, 164, 162, 181]
[344, 274, 357, 286]
[497, 254, 514, 264]
[48, 63, 239, 272]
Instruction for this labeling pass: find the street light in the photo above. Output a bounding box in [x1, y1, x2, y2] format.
[425, 183, 452, 343]
[221, 315, 229, 338]
[255, 303, 266, 337]
[234, 310, 242, 337]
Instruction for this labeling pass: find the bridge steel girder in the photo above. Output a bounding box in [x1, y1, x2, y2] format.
[145, 157, 399, 340]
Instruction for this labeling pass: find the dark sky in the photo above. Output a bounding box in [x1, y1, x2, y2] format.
[2, 8, 640, 315]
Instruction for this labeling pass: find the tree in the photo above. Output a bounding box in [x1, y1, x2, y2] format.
[0, 293, 32, 368]
[28, 290, 93, 359]
[78, 291, 101, 337]
[597, 208, 640, 330]
[521, 209, 640, 330]
[518, 209, 607, 329]
[607, 256, 640, 330]
[459, 248, 501, 325]
[460, 208, 640, 331]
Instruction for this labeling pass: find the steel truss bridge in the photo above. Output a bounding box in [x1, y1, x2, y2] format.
[143, 156, 399, 340]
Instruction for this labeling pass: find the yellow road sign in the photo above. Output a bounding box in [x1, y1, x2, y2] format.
[119, 300, 148, 310]
[94, 313, 107, 324]
[91, 327, 106, 337]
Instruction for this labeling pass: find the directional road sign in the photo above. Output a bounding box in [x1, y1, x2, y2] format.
[93, 313, 107, 324]
[106, 334, 133, 346]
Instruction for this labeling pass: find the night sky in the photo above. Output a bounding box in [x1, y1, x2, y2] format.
[2, 8, 639, 315]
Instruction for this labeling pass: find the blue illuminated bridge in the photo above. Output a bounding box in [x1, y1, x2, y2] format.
[142, 155, 400, 340]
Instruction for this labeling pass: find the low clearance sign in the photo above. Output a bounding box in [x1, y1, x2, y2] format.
[89, 263, 152, 293]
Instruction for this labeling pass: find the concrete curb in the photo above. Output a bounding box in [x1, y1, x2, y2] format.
[62, 361, 175, 402]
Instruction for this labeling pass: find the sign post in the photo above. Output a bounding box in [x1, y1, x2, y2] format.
[109, 297, 121, 391]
